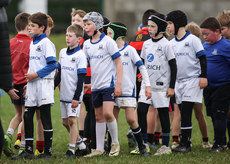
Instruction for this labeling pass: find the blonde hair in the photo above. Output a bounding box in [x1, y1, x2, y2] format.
[217, 10, 230, 27]
[47, 14, 54, 29]
[71, 8, 86, 18]
[67, 24, 84, 37]
[185, 22, 202, 38]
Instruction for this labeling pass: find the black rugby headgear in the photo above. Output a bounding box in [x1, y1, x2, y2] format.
[148, 13, 167, 36]
[166, 10, 187, 35]
[108, 22, 127, 41]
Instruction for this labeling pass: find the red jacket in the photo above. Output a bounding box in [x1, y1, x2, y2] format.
[10, 34, 32, 85]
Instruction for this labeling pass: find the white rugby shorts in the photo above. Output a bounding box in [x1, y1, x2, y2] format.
[175, 78, 203, 104]
[25, 78, 54, 107]
[114, 97, 136, 108]
[60, 102, 80, 118]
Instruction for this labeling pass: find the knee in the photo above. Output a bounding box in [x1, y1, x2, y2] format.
[68, 117, 76, 127]
[103, 112, 113, 121]
[127, 119, 136, 128]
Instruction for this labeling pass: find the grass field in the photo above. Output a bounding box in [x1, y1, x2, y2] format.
[0, 34, 230, 164]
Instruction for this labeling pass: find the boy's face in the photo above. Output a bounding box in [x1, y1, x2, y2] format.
[221, 26, 230, 40]
[167, 21, 175, 35]
[28, 21, 44, 36]
[66, 31, 81, 48]
[107, 28, 113, 39]
[72, 14, 84, 28]
[84, 20, 95, 36]
[148, 21, 158, 38]
[201, 28, 220, 45]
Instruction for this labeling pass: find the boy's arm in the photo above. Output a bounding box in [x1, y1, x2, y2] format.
[54, 65, 61, 89]
[198, 55, 208, 89]
[138, 64, 151, 99]
[114, 56, 123, 97]
[72, 73, 86, 108]
[167, 58, 177, 97]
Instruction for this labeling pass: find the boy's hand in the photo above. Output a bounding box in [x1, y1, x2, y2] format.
[166, 88, 174, 97]
[199, 78, 208, 89]
[145, 86, 152, 100]
[25, 72, 39, 81]
[84, 84, 91, 95]
[138, 75, 143, 82]
[71, 100, 79, 108]
[114, 83, 122, 97]
[8, 89, 20, 100]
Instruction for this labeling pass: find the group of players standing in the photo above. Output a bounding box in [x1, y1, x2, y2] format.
[2, 6, 230, 160]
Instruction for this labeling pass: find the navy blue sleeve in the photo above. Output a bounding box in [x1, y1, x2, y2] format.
[37, 56, 57, 78]
[198, 55, 207, 78]
[54, 68, 61, 89]
[73, 73, 86, 101]
[168, 58, 177, 89]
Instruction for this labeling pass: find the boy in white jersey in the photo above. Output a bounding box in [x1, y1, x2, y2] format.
[54, 24, 90, 158]
[107, 22, 151, 156]
[13, 12, 57, 159]
[83, 12, 123, 157]
[166, 10, 208, 153]
[138, 13, 177, 155]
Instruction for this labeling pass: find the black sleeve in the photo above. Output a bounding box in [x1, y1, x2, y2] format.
[73, 73, 86, 101]
[198, 55, 207, 78]
[54, 69, 61, 89]
[168, 58, 177, 89]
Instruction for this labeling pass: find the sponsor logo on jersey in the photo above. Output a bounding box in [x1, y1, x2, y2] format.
[212, 49, 218, 55]
[185, 42, 189, 46]
[146, 64, 161, 70]
[36, 45, 42, 52]
[62, 66, 75, 71]
[89, 55, 104, 59]
[30, 56, 41, 60]
[175, 52, 189, 57]
[147, 53, 154, 62]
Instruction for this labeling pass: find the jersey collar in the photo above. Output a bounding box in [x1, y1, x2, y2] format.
[175, 31, 190, 42]
[66, 45, 81, 55]
[119, 42, 129, 52]
[90, 32, 106, 44]
[33, 33, 47, 44]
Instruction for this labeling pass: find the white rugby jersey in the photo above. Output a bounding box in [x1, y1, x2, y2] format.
[28, 35, 56, 79]
[120, 43, 144, 97]
[170, 31, 204, 81]
[83, 33, 121, 91]
[58, 46, 87, 102]
[141, 37, 175, 91]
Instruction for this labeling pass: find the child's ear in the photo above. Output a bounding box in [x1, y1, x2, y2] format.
[40, 25, 46, 32]
[77, 36, 83, 42]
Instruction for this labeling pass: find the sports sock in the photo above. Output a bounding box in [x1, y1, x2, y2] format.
[202, 137, 208, 142]
[106, 119, 119, 143]
[79, 130, 84, 138]
[69, 143, 75, 154]
[77, 138, 86, 150]
[162, 133, 170, 147]
[16, 133, 22, 141]
[172, 136, 179, 143]
[153, 132, 161, 144]
[7, 128, 14, 138]
[36, 140, 44, 153]
[147, 133, 154, 144]
[132, 127, 145, 150]
[96, 122, 106, 152]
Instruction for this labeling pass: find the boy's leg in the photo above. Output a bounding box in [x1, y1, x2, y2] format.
[24, 106, 36, 154]
[171, 103, 180, 148]
[78, 103, 86, 138]
[35, 110, 44, 156]
[39, 104, 53, 156]
[154, 107, 171, 156]
[147, 106, 156, 148]
[173, 101, 194, 152]
[125, 107, 148, 156]
[194, 103, 212, 148]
